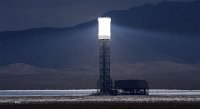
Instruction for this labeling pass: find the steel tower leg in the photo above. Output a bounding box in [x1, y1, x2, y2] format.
[98, 39, 112, 95]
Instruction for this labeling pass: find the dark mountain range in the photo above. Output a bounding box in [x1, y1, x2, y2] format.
[0, 1, 199, 89]
[0, 1, 199, 67]
[104, 1, 199, 35]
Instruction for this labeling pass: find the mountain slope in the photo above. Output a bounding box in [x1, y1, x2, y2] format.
[104, 1, 199, 35]
[0, 1, 199, 68]
[0, 1, 199, 89]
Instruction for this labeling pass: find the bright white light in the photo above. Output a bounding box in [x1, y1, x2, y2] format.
[98, 17, 111, 39]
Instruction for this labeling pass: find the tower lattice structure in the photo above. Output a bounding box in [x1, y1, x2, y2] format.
[98, 39, 112, 95]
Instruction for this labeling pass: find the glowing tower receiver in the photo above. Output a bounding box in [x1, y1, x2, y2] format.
[98, 17, 112, 95]
[98, 17, 111, 39]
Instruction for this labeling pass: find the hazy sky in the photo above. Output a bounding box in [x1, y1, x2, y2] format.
[0, 0, 196, 32]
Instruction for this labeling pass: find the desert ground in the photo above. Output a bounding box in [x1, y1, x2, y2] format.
[0, 95, 200, 109]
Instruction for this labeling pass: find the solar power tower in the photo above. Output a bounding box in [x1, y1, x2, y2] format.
[97, 17, 113, 95]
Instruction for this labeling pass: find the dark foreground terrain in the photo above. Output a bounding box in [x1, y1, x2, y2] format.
[1, 102, 200, 109]
[0, 96, 200, 109]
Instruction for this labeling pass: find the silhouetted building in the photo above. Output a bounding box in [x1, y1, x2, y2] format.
[114, 80, 149, 95]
